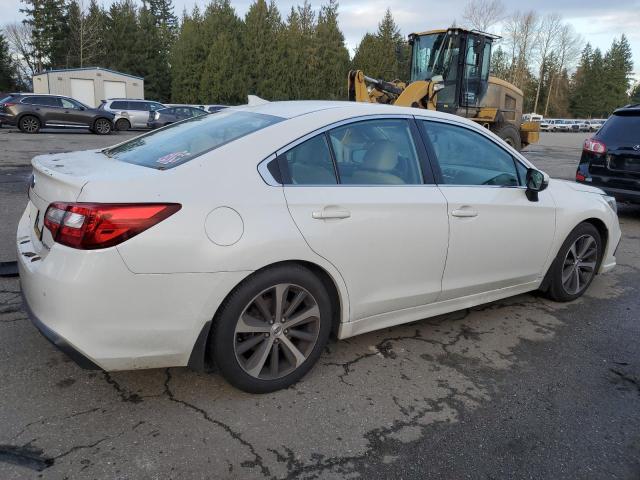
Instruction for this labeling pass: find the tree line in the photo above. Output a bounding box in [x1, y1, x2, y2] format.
[1, 0, 637, 117]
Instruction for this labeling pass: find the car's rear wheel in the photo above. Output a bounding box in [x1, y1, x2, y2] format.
[211, 264, 332, 393]
[115, 118, 130, 131]
[543, 223, 602, 302]
[19, 115, 40, 134]
[93, 118, 112, 135]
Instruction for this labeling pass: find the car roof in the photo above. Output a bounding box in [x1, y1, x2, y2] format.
[231, 100, 477, 125]
[106, 98, 161, 102]
[614, 104, 640, 114]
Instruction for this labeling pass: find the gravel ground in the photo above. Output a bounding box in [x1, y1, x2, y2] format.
[0, 128, 638, 480]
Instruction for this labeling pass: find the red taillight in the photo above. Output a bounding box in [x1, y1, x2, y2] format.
[576, 171, 586, 182]
[43, 202, 181, 249]
[583, 138, 606, 154]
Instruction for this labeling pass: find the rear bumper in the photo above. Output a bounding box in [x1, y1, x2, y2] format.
[22, 290, 100, 369]
[17, 206, 247, 371]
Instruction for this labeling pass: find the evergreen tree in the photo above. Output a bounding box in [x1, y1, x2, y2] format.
[199, 0, 246, 103]
[104, 0, 140, 75]
[313, 0, 350, 99]
[170, 8, 205, 103]
[137, 1, 172, 102]
[603, 34, 634, 112]
[20, 0, 69, 70]
[243, 0, 282, 99]
[351, 9, 408, 82]
[0, 32, 19, 91]
[66, 0, 105, 68]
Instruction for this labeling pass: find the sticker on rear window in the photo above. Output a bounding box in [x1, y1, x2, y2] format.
[156, 151, 189, 165]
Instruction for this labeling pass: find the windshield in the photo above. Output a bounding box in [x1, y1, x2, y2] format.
[104, 110, 283, 169]
[411, 32, 459, 82]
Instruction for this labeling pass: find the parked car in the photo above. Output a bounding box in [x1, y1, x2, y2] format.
[548, 119, 570, 131]
[99, 98, 165, 130]
[588, 119, 606, 132]
[18, 101, 620, 393]
[540, 119, 553, 131]
[577, 104, 640, 203]
[0, 93, 114, 134]
[147, 106, 207, 129]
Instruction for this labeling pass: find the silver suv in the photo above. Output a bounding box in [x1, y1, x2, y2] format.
[99, 98, 165, 130]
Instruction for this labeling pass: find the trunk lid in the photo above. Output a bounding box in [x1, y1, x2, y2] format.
[28, 149, 158, 254]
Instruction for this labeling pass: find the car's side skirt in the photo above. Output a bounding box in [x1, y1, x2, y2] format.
[337, 280, 541, 339]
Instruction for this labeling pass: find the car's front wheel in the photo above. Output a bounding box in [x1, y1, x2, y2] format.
[211, 265, 332, 393]
[93, 118, 112, 135]
[543, 223, 602, 302]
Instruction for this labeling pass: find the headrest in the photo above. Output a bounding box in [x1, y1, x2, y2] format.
[362, 140, 398, 171]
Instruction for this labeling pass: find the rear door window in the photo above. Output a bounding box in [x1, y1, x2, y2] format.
[110, 101, 128, 109]
[327, 119, 423, 185]
[281, 135, 338, 185]
[598, 114, 640, 144]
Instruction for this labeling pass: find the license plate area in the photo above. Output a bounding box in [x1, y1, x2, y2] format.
[608, 155, 640, 174]
[33, 210, 43, 241]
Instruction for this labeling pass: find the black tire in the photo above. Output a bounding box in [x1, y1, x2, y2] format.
[115, 118, 130, 131]
[19, 115, 41, 134]
[211, 264, 332, 393]
[494, 124, 522, 151]
[542, 222, 602, 302]
[93, 118, 112, 135]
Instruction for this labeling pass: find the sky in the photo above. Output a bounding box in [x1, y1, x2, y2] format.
[4, 0, 640, 81]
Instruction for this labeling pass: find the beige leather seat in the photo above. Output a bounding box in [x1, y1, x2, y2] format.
[351, 140, 404, 185]
[288, 139, 336, 184]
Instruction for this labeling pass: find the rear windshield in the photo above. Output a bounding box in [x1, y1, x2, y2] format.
[598, 113, 640, 144]
[104, 110, 283, 169]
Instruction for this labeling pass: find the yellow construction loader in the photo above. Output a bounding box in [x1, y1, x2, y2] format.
[348, 28, 539, 150]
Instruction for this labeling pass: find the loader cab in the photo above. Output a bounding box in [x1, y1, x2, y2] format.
[409, 28, 495, 114]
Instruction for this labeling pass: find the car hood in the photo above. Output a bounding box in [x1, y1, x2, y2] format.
[554, 179, 606, 195]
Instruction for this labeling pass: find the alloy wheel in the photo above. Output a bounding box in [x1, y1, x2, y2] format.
[95, 119, 111, 134]
[21, 117, 39, 133]
[562, 234, 598, 295]
[234, 283, 321, 380]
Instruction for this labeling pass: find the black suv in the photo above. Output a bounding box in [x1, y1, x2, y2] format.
[576, 104, 640, 203]
[0, 93, 115, 134]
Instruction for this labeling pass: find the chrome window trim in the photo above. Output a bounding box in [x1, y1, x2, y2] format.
[413, 115, 533, 187]
[257, 114, 422, 187]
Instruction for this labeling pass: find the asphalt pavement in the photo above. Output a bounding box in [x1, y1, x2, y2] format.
[0, 128, 638, 479]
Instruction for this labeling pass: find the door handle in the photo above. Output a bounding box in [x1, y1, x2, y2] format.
[312, 209, 351, 220]
[451, 208, 478, 218]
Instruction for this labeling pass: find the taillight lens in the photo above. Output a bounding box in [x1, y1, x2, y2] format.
[43, 202, 181, 249]
[583, 138, 606, 154]
[576, 171, 586, 182]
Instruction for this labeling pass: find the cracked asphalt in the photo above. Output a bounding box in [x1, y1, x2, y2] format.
[0, 129, 639, 479]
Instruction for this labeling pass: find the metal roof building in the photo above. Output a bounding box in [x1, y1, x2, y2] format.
[32, 67, 144, 107]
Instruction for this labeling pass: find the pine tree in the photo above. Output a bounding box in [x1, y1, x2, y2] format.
[313, 0, 350, 99]
[199, 0, 246, 104]
[170, 8, 205, 103]
[137, 1, 172, 102]
[0, 32, 19, 91]
[66, 0, 104, 68]
[104, 0, 140, 75]
[243, 0, 282, 99]
[631, 83, 640, 104]
[20, 0, 69, 70]
[603, 34, 634, 112]
[351, 9, 408, 82]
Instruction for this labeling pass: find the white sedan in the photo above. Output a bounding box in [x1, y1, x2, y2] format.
[17, 101, 620, 393]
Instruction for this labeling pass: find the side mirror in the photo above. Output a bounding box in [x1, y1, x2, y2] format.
[525, 168, 549, 202]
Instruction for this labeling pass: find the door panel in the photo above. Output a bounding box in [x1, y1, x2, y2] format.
[437, 186, 555, 300]
[417, 119, 557, 299]
[281, 118, 449, 321]
[284, 185, 449, 320]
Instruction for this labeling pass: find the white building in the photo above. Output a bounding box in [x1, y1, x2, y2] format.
[32, 67, 144, 107]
